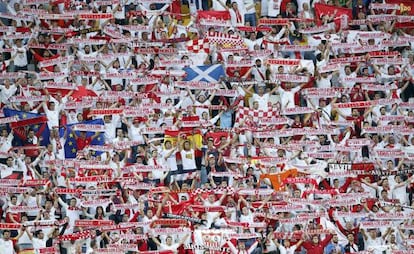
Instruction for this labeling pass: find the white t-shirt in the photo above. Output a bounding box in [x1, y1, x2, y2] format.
[252, 93, 270, 111]
[251, 66, 267, 82]
[147, 157, 165, 179]
[278, 86, 301, 110]
[317, 76, 332, 89]
[0, 133, 13, 157]
[128, 125, 145, 144]
[365, 236, 384, 254]
[212, 0, 227, 11]
[162, 148, 178, 171]
[181, 149, 196, 170]
[43, 107, 60, 129]
[392, 185, 408, 205]
[33, 237, 47, 250]
[297, 0, 311, 12]
[0, 239, 14, 254]
[0, 85, 17, 104]
[12, 45, 28, 67]
[17, 229, 32, 246]
[160, 243, 180, 252]
[104, 115, 120, 143]
[243, 0, 256, 14]
[278, 244, 298, 254]
[194, 100, 211, 119]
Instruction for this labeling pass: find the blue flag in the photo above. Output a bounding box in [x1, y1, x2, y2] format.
[183, 64, 225, 82]
[60, 119, 105, 159]
[3, 108, 50, 147]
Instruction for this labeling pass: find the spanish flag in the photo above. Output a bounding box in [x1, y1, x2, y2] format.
[164, 129, 203, 150]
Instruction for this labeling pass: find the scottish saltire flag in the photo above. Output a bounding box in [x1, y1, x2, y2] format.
[60, 119, 105, 159]
[3, 108, 50, 146]
[183, 64, 225, 82]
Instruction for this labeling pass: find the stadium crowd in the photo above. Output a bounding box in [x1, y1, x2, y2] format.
[0, 0, 414, 253]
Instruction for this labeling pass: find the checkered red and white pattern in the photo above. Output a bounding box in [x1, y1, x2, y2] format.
[236, 106, 280, 123]
[187, 39, 210, 53]
[204, 32, 245, 46]
[192, 186, 235, 195]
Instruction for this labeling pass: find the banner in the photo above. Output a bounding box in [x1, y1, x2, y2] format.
[273, 74, 309, 83]
[360, 221, 393, 228]
[74, 220, 114, 227]
[3, 109, 50, 147]
[197, 10, 231, 27]
[38, 56, 74, 68]
[0, 116, 19, 125]
[60, 119, 105, 158]
[192, 229, 231, 254]
[333, 101, 373, 108]
[73, 124, 105, 132]
[58, 231, 93, 242]
[386, 0, 414, 15]
[204, 32, 244, 46]
[151, 227, 192, 235]
[236, 106, 279, 123]
[163, 129, 202, 149]
[258, 18, 290, 26]
[314, 3, 353, 28]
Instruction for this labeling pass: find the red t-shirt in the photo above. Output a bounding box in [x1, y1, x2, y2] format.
[76, 137, 92, 150]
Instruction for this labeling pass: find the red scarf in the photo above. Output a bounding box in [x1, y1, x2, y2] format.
[235, 8, 242, 23]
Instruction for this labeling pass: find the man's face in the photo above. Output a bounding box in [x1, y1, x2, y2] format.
[284, 239, 290, 247]
[6, 157, 13, 166]
[208, 156, 215, 165]
[198, 95, 206, 102]
[45, 200, 52, 209]
[347, 234, 354, 242]
[312, 236, 319, 244]
[352, 109, 359, 117]
[3, 231, 10, 240]
[332, 235, 338, 243]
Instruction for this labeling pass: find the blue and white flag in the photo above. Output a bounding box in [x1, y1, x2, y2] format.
[183, 64, 225, 82]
